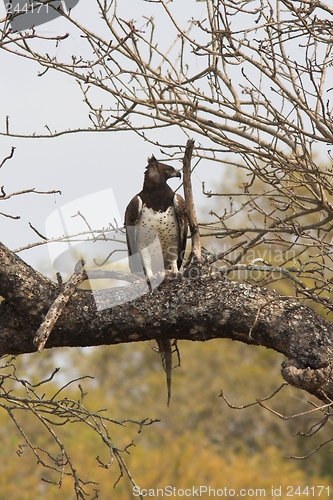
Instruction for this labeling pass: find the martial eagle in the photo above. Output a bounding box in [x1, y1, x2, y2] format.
[124, 155, 188, 406]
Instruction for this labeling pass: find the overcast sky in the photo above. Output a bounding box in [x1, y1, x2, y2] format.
[0, 0, 217, 277]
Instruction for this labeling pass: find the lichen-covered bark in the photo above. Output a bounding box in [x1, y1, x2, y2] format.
[1, 241, 333, 403]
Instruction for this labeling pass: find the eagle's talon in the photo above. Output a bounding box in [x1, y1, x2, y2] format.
[163, 271, 181, 281]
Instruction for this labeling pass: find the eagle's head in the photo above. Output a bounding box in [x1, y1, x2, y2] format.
[144, 155, 181, 186]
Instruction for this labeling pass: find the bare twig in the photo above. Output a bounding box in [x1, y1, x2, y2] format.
[0, 146, 15, 169]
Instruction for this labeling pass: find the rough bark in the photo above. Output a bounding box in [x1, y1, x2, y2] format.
[1, 241, 333, 404]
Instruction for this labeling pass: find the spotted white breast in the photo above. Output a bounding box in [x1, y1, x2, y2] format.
[137, 205, 179, 277]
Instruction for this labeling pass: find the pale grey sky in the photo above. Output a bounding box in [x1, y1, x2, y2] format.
[0, 0, 214, 277]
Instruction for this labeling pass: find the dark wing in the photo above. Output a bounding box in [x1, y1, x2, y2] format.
[173, 194, 188, 270]
[124, 195, 143, 274]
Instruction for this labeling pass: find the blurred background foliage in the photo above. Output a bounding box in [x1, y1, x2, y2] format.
[0, 339, 332, 499]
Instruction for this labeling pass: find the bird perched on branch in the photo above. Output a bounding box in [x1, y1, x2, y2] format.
[124, 155, 188, 406]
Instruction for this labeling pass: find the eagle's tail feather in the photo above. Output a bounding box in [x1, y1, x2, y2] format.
[156, 338, 172, 407]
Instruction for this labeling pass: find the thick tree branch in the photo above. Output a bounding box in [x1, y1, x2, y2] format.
[1, 242, 333, 404]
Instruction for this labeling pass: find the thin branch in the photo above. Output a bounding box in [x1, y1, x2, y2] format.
[0, 146, 15, 168]
[182, 139, 202, 263]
